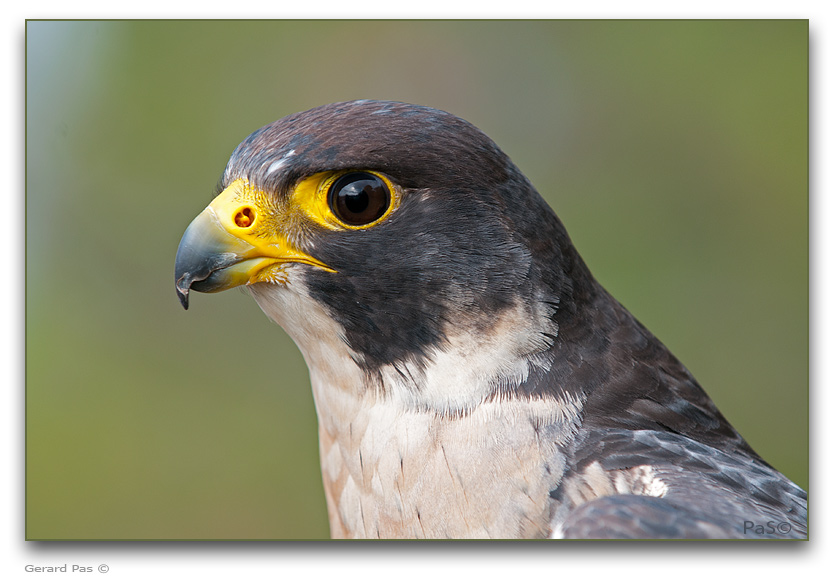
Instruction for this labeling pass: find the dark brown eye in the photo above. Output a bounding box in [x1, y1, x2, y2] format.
[328, 172, 390, 226]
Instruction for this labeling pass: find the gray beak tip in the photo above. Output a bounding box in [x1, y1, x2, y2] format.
[175, 274, 192, 310]
[177, 287, 190, 310]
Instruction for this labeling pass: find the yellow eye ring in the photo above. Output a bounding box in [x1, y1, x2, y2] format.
[291, 169, 400, 231]
[324, 171, 392, 227]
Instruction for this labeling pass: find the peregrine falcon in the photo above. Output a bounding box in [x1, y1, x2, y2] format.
[174, 100, 807, 539]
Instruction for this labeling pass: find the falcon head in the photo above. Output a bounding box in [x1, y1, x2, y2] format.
[174, 100, 586, 414]
[174, 101, 806, 539]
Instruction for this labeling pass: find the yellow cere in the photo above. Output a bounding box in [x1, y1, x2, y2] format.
[208, 178, 275, 237]
[207, 178, 336, 281]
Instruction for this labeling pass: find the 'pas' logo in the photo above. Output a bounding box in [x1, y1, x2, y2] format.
[742, 521, 793, 535]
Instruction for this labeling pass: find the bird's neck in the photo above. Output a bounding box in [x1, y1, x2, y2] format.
[248, 275, 583, 538]
[299, 299, 581, 538]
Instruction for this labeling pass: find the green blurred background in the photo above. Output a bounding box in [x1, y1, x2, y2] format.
[26, 20, 808, 540]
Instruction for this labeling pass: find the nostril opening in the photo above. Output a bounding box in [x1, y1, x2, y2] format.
[234, 207, 256, 228]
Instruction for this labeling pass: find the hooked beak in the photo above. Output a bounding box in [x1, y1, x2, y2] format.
[174, 179, 333, 310]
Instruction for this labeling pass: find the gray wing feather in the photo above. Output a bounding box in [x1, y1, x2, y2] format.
[553, 429, 807, 539]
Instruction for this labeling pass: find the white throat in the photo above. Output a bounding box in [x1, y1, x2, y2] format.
[247, 276, 580, 538]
